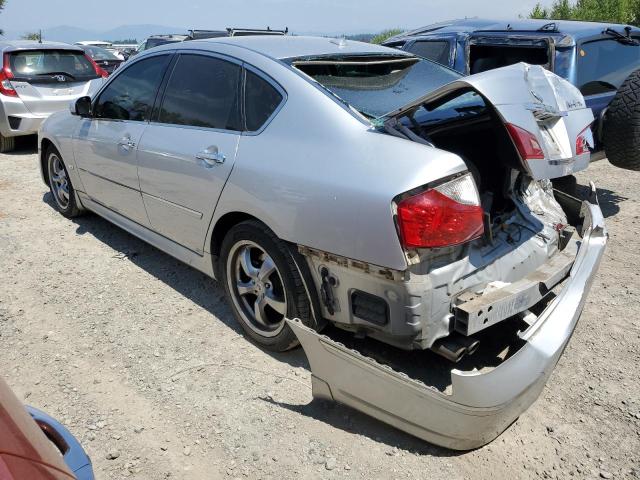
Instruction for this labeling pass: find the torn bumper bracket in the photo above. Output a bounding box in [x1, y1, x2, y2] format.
[287, 199, 607, 450]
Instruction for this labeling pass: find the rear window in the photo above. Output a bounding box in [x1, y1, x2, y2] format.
[84, 46, 119, 61]
[407, 41, 451, 65]
[469, 44, 550, 74]
[578, 38, 640, 95]
[293, 55, 460, 118]
[244, 70, 283, 131]
[9, 49, 97, 81]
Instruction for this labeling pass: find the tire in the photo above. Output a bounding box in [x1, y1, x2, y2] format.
[0, 133, 15, 153]
[46, 147, 83, 218]
[220, 220, 316, 352]
[602, 68, 640, 171]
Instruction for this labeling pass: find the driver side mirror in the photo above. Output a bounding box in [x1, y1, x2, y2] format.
[71, 96, 92, 117]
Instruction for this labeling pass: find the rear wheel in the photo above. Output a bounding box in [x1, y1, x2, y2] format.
[46, 147, 82, 218]
[0, 134, 15, 153]
[602, 68, 640, 171]
[220, 220, 314, 352]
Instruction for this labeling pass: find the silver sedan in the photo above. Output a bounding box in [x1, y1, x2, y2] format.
[39, 36, 606, 449]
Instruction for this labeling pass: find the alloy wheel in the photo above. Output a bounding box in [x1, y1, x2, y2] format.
[49, 153, 70, 210]
[226, 240, 288, 337]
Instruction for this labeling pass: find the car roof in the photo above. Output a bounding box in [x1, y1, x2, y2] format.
[394, 18, 640, 39]
[0, 40, 84, 53]
[184, 35, 410, 60]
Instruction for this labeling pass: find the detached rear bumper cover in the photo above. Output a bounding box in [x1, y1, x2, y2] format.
[287, 199, 607, 450]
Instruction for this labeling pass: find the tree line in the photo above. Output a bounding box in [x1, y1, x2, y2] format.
[529, 0, 640, 25]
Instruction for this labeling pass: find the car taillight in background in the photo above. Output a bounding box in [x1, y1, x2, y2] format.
[84, 54, 109, 79]
[506, 123, 545, 161]
[0, 53, 18, 97]
[396, 173, 484, 249]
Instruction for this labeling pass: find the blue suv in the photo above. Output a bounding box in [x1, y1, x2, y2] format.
[385, 18, 640, 170]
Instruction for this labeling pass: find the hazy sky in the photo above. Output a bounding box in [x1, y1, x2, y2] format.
[2, 0, 548, 33]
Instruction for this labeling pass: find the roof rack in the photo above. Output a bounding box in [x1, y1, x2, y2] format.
[226, 27, 289, 37]
[187, 30, 228, 40]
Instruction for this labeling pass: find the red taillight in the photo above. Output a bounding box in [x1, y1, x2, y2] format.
[396, 174, 484, 249]
[0, 53, 18, 97]
[506, 123, 545, 160]
[576, 126, 591, 155]
[84, 54, 109, 78]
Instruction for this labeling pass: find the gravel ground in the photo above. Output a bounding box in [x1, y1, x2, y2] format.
[1, 138, 639, 479]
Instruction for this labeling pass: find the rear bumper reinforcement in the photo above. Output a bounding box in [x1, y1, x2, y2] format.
[287, 198, 607, 450]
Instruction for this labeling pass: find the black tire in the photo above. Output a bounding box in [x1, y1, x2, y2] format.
[46, 146, 83, 218]
[0, 133, 15, 153]
[220, 220, 318, 352]
[602, 68, 640, 171]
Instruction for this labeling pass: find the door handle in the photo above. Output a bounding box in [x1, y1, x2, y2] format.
[117, 136, 136, 150]
[196, 148, 226, 167]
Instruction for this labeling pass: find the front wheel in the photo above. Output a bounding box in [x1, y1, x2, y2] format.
[47, 147, 83, 218]
[220, 220, 314, 352]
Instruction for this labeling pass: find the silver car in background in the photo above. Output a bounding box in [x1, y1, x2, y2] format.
[0, 41, 106, 152]
[38, 36, 607, 449]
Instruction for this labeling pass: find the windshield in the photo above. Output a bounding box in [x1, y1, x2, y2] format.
[84, 46, 119, 61]
[9, 49, 97, 79]
[292, 54, 461, 118]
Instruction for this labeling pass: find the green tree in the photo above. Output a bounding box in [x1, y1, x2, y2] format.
[370, 28, 404, 45]
[22, 32, 41, 41]
[529, 0, 640, 25]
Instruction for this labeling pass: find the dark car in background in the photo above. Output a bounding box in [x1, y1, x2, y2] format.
[135, 27, 288, 54]
[79, 45, 123, 75]
[384, 18, 640, 170]
[0, 377, 94, 479]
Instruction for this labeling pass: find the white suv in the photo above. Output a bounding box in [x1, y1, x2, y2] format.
[0, 41, 106, 152]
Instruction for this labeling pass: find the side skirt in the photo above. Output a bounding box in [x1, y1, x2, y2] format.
[77, 192, 216, 279]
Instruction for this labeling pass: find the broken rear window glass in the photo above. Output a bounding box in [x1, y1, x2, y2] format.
[292, 55, 460, 118]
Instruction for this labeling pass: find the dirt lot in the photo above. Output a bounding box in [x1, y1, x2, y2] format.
[1, 138, 639, 479]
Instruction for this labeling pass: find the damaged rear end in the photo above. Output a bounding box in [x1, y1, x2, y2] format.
[289, 195, 606, 450]
[290, 60, 607, 448]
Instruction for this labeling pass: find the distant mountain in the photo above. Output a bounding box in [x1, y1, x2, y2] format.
[2, 24, 186, 44]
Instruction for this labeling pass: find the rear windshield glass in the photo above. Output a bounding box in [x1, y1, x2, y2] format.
[83, 46, 119, 61]
[469, 44, 550, 74]
[292, 55, 460, 118]
[9, 49, 97, 80]
[578, 38, 640, 95]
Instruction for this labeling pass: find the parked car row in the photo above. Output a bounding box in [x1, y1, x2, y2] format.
[37, 32, 608, 449]
[135, 27, 288, 54]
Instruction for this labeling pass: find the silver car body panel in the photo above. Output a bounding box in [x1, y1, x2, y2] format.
[287, 199, 607, 450]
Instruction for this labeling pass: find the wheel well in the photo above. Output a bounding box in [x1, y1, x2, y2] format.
[40, 138, 54, 185]
[210, 212, 259, 258]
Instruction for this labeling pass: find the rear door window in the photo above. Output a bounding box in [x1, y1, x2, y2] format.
[9, 49, 98, 82]
[244, 70, 283, 131]
[578, 38, 640, 95]
[407, 41, 451, 65]
[157, 54, 242, 131]
[94, 55, 171, 121]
